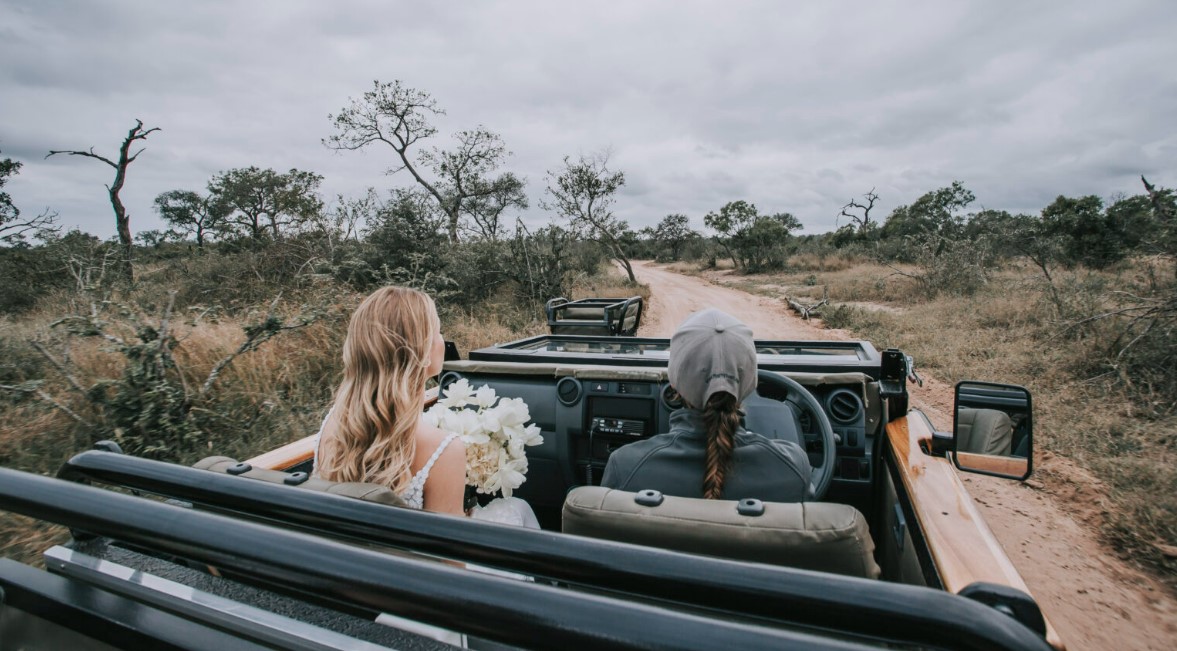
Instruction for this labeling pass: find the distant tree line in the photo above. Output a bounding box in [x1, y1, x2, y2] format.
[3, 79, 1175, 315]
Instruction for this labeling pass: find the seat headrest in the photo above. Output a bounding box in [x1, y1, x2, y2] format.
[194, 456, 404, 507]
[957, 408, 1013, 456]
[562, 486, 879, 579]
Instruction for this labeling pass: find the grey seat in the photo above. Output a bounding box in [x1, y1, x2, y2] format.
[956, 408, 1013, 456]
[194, 456, 405, 507]
[562, 486, 880, 579]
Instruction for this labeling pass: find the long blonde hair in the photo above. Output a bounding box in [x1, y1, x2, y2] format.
[316, 286, 440, 493]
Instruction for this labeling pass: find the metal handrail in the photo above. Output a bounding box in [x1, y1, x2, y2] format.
[53, 451, 1053, 651]
[1, 466, 871, 651]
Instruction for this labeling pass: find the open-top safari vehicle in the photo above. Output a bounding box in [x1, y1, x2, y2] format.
[0, 311, 1056, 650]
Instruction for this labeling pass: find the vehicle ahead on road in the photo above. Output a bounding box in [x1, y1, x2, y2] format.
[0, 326, 1056, 650]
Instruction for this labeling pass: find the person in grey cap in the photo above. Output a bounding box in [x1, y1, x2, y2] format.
[601, 309, 812, 501]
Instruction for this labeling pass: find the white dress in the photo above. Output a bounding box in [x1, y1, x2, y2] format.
[312, 416, 538, 527]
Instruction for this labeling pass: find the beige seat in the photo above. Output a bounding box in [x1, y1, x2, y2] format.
[562, 486, 880, 579]
[956, 408, 1013, 456]
[194, 456, 405, 507]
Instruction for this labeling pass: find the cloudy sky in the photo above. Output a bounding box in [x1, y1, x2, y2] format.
[2, 0, 1175, 239]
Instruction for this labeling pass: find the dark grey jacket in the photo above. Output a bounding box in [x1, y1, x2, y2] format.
[600, 409, 812, 502]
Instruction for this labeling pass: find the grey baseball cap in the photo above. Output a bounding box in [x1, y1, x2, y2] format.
[668, 309, 758, 407]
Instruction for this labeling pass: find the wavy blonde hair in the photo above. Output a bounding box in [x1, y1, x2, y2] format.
[316, 286, 440, 494]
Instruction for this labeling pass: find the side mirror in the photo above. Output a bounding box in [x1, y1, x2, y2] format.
[953, 381, 1032, 480]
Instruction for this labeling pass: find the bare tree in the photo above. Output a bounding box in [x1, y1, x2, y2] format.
[839, 188, 879, 234]
[325, 80, 525, 243]
[47, 119, 160, 280]
[542, 151, 635, 282]
[462, 172, 528, 241]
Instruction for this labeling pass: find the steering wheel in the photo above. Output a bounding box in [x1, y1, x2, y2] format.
[754, 370, 836, 501]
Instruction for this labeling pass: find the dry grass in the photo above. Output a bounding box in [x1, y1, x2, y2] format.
[1, 265, 635, 563]
[752, 258, 1177, 580]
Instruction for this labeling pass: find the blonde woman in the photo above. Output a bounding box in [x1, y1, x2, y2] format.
[314, 286, 466, 516]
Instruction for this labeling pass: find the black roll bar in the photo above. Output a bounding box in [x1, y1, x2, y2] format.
[55, 450, 1052, 651]
[0, 466, 878, 651]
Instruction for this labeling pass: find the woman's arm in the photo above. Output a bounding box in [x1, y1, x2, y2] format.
[422, 436, 467, 516]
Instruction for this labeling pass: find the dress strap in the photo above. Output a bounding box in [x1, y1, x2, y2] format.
[413, 432, 461, 486]
[312, 407, 334, 476]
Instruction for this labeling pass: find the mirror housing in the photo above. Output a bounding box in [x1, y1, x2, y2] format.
[952, 381, 1032, 481]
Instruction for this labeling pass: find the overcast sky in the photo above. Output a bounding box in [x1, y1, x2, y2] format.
[2, 0, 1175, 240]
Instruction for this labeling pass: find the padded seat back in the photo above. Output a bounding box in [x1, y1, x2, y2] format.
[956, 408, 1013, 456]
[563, 486, 879, 579]
[194, 456, 404, 507]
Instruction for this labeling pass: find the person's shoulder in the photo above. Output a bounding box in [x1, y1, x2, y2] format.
[616, 431, 679, 457]
[415, 422, 464, 461]
[740, 430, 805, 457]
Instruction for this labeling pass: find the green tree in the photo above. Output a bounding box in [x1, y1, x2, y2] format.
[1, 151, 57, 247]
[542, 151, 636, 282]
[704, 200, 758, 269]
[652, 213, 697, 261]
[880, 181, 975, 261]
[0, 152, 20, 227]
[325, 80, 526, 243]
[735, 212, 802, 272]
[153, 189, 228, 249]
[1039, 194, 1130, 269]
[45, 120, 160, 280]
[207, 167, 324, 240]
[704, 202, 800, 271]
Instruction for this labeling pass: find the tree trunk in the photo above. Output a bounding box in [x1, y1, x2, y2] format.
[447, 208, 460, 244]
[108, 186, 133, 280]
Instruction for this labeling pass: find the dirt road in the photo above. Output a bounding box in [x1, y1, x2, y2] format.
[632, 260, 1177, 651]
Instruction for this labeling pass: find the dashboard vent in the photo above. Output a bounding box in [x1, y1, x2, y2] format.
[827, 389, 863, 424]
[439, 372, 463, 393]
[660, 383, 684, 411]
[557, 377, 583, 406]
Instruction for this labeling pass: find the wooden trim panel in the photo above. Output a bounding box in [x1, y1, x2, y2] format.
[956, 451, 1029, 477]
[888, 412, 1063, 650]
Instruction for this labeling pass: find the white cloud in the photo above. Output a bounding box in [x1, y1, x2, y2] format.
[2, 0, 1175, 239]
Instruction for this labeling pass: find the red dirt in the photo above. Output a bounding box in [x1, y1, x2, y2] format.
[633, 260, 1177, 651]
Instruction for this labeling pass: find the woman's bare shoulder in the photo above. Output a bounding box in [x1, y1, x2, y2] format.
[415, 421, 462, 453]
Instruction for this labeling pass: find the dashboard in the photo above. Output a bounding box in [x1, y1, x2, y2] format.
[442, 334, 889, 514]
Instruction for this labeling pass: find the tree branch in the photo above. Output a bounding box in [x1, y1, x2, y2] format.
[46, 148, 117, 168]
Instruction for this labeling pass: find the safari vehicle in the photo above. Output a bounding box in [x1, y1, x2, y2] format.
[0, 329, 1057, 650]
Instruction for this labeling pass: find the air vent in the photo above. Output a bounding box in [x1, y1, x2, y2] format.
[660, 383, 684, 411]
[826, 389, 863, 424]
[439, 372, 463, 393]
[557, 377, 583, 406]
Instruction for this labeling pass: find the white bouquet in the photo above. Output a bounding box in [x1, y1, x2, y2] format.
[422, 378, 544, 498]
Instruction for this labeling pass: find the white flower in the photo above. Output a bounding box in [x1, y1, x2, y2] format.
[522, 424, 544, 447]
[439, 378, 475, 409]
[454, 409, 488, 445]
[472, 384, 498, 409]
[429, 381, 542, 496]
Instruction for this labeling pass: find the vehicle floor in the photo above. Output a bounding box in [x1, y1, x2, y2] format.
[631, 259, 1177, 651]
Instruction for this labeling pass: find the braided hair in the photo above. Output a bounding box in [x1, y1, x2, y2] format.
[701, 392, 740, 500]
